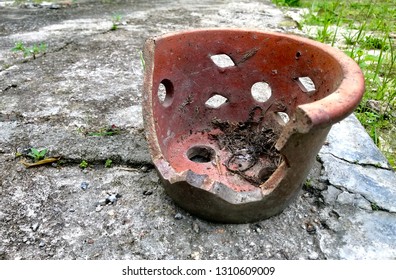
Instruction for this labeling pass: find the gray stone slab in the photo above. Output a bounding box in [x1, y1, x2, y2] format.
[336, 191, 372, 211]
[319, 115, 396, 212]
[320, 115, 391, 169]
[320, 153, 396, 212]
[316, 114, 396, 259]
[319, 210, 396, 259]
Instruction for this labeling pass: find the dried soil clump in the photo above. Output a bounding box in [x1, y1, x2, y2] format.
[210, 108, 282, 186]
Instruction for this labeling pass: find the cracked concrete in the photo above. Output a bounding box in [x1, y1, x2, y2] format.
[315, 115, 396, 258]
[0, 0, 395, 260]
[319, 115, 396, 213]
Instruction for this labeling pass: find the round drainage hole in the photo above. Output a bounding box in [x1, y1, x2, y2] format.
[251, 81, 271, 102]
[157, 79, 174, 107]
[187, 146, 215, 163]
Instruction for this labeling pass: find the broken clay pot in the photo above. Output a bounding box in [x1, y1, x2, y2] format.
[142, 29, 364, 223]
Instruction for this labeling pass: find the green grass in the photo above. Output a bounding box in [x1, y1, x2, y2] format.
[272, 0, 396, 169]
[272, 0, 301, 6]
[12, 41, 47, 59]
[105, 159, 113, 168]
[111, 13, 123, 31]
[371, 202, 380, 211]
[79, 160, 88, 169]
[28, 148, 48, 162]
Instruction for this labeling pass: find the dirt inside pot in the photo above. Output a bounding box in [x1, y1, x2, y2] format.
[208, 107, 282, 186]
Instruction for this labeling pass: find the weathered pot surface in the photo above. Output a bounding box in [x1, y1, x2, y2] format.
[142, 28, 365, 223]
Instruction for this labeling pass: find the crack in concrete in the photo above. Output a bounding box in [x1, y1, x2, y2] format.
[1, 84, 18, 92]
[358, 193, 391, 213]
[320, 151, 392, 170]
[333, 187, 387, 212]
[47, 158, 154, 169]
[320, 154, 392, 213]
[50, 40, 75, 55]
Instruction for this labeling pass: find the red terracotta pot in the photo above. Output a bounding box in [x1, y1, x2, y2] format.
[142, 29, 364, 223]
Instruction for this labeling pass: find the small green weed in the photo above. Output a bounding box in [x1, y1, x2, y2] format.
[12, 41, 47, 59]
[361, 35, 389, 51]
[371, 202, 380, 211]
[304, 178, 313, 188]
[79, 160, 88, 169]
[111, 14, 123, 31]
[28, 148, 48, 162]
[105, 159, 113, 168]
[316, 24, 334, 43]
[272, 0, 300, 7]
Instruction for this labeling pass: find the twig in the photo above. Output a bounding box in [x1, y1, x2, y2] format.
[20, 157, 61, 168]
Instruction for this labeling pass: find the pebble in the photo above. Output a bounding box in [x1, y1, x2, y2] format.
[174, 213, 183, 220]
[308, 251, 319, 260]
[49, 4, 61, 9]
[252, 224, 262, 233]
[190, 251, 200, 260]
[16, 166, 24, 172]
[141, 165, 148, 172]
[108, 209, 115, 216]
[306, 223, 316, 234]
[143, 190, 153, 196]
[95, 205, 103, 212]
[106, 194, 118, 204]
[96, 193, 121, 208]
[192, 223, 200, 233]
[97, 199, 107, 206]
[39, 240, 46, 248]
[31, 223, 40, 232]
[80, 182, 89, 191]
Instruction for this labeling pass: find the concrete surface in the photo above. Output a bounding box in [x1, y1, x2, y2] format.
[0, 0, 395, 260]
